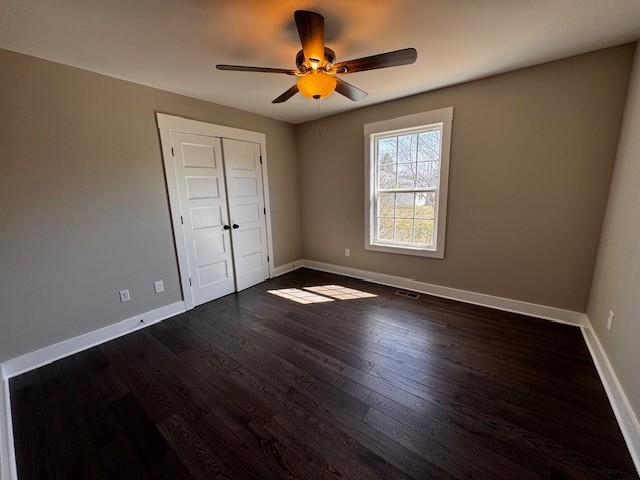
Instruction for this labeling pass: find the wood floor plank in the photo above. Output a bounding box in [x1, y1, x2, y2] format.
[10, 268, 638, 479]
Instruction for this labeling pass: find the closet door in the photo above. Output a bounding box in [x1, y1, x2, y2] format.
[170, 132, 235, 305]
[223, 138, 270, 291]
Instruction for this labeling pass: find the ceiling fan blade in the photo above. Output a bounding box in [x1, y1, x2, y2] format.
[294, 10, 325, 64]
[216, 65, 297, 75]
[272, 84, 299, 103]
[334, 48, 417, 74]
[335, 78, 367, 101]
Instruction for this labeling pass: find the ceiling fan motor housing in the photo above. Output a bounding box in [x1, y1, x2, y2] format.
[296, 48, 336, 72]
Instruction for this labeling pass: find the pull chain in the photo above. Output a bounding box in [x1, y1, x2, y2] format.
[315, 98, 321, 144]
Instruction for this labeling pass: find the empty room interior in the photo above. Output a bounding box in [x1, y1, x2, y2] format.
[2, 1, 640, 479]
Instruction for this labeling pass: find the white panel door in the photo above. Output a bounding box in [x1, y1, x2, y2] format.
[223, 138, 270, 291]
[170, 132, 235, 305]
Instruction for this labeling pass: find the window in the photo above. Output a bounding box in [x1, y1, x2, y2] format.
[364, 107, 453, 258]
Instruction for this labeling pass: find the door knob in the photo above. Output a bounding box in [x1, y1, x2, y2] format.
[232, 224, 239, 229]
[223, 225, 230, 230]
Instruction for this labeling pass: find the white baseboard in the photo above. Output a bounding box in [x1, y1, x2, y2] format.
[582, 321, 640, 474]
[300, 259, 586, 327]
[1, 301, 186, 380]
[273, 260, 304, 277]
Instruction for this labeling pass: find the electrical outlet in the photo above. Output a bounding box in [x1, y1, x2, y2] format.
[607, 310, 615, 331]
[119, 289, 131, 303]
[345, 248, 351, 257]
[154, 280, 165, 294]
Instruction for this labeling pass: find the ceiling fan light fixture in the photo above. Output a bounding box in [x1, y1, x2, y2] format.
[296, 71, 336, 99]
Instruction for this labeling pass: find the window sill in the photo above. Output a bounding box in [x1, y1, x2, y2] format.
[366, 242, 444, 259]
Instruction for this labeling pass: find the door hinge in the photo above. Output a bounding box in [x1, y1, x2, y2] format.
[171, 147, 174, 156]
[180, 215, 184, 224]
[189, 277, 192, 286]
[267, 255, 270, 263]
[263, 207, 266, 215]
[259, 155, 263, 165]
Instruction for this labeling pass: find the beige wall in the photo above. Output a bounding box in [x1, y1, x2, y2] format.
[0, 43, 636, 363]
[0, 49, 301, 362]
[588, 44, 640, 414]
[296, 44, 634, 312]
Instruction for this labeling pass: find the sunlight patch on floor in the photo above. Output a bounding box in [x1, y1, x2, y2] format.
[268, 288, 334, 304]
[304, 285, 377, 300]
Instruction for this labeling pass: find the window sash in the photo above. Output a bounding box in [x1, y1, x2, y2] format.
[377, 187, 437, 193]
[373, 222, 436, 247]
[373, 124, 442, 140]
[373, 191, 439, 216]
[372, 191, 438, 246]
[374, 238, 434, 249]
[372, 127, 441, 249]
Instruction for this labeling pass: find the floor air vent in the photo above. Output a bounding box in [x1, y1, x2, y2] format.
[395, 290, 421, 299]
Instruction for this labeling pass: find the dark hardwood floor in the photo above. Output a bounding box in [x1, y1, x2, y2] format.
[10, 268, 638, 479]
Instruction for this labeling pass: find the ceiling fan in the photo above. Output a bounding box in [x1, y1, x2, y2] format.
[216, 10, 417, 104]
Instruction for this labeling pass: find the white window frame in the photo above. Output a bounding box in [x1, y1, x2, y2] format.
[364, 107, 453, 259]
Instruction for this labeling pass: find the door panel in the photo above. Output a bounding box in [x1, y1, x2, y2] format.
[223, 138, 270, 291]
[170, 132, 235, 305]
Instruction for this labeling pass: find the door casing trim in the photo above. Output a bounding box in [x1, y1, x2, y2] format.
[156, 113, 275, 310]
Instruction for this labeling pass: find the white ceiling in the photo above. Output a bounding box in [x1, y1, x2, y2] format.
[2, 0, 640, 124]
